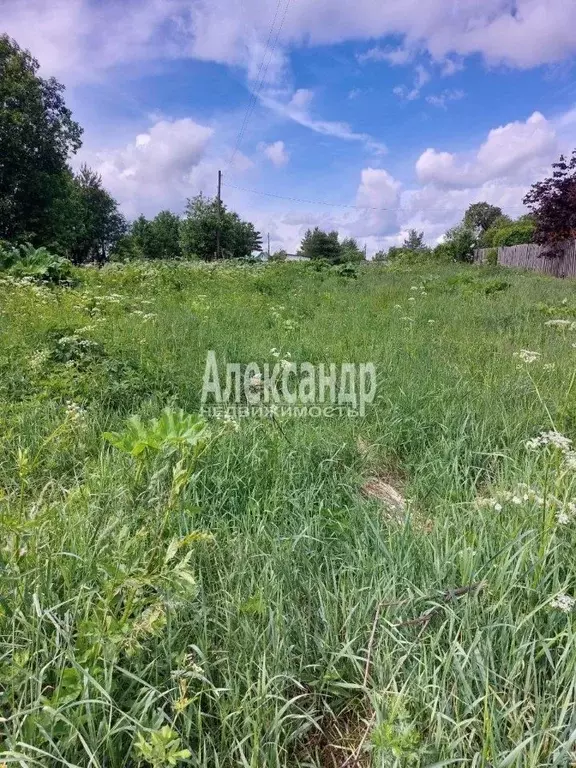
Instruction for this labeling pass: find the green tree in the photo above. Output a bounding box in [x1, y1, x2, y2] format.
[481, 214, 535, 248]
[340, 237, 365, 262]
[299, 228, 342, 263]
[402, 229, 425, 251]
[149, 211, 182, 260]
[68, 165, 126, 264]
[269, 249, 288, 262]
[478, 214, 513, 247]
[180, 194, 261, 260]
[463, 202, 504, 234]
[444, 225, 476, 262]
[0, 35, 82, 242]
[124, 211, 182, 260]
[130, 215, 153, 258]
[491, 220, 536, 247]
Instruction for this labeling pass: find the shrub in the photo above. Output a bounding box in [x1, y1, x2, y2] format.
[432, 243, 455, 262]
[444, 226, 476, 263]
[486, 248, 498, 266]
[491, 221, 536, 247]
[333, 262, 358, 278]
[0, 242, 73, 283]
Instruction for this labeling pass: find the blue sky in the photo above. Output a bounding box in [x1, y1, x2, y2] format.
[4, 0, 576, 254]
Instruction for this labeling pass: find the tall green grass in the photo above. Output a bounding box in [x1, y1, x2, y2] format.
[1, 260, 575, 766]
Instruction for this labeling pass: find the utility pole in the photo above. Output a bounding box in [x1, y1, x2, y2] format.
[267, 232, 271, 259]
[216, 169, 222, 260]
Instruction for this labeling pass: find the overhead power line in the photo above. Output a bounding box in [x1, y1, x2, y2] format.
[222, 180, 530, 214]
[227, 0, 291, 170]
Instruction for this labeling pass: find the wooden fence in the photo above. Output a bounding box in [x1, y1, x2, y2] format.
[474, 241, 576, 278]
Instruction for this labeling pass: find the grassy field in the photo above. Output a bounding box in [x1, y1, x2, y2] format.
[1, 259, 576, 767]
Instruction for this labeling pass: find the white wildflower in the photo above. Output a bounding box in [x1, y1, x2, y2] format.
[494, 502, 503, 512]
[564, 451, 576, 469]
[556, 510, 571, 525]
[543, 363, 556, 371]
[545, 319, 576, 330]
[217, 412, 240, 431]
[65, 401, 86, 423]
[29, 349, 49, 369]
[514, 349, 541, 364]
[393, 304, 402, 309]
[408, 296, 416, 302]
[512, 496, 522, 505]
[550, 593, 576, 613]
[428, 320, 435, 324]
[525, 431, 572, 452]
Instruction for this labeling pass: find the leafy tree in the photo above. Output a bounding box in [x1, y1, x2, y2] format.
[340, 237, 365, 262]
[373, 250, 387, 262]
[402, 229, 425, 251]
[180, 194, 262, 260]
[523, 150, 576, 254]
[67, 165, 126, 264]
[432, 242, 456, 261]
[444, 225, 476, 262]
[129, 215, 152, 258]
[478, 214, 513, 247]
[489, 219, 536, 247]
[384, 246, 406, 261]
[124, 211, 182, 260]
[463, 202, 503, 234]
[149, 211, 182, 260]
[0, 35, 82, 242]
[299, 228, 342, 263]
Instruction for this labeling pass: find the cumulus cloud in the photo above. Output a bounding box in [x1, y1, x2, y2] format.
[81, 117, 218, 217]
[348, 168, 402, 238]
[1, 0, 189, 83]
[416, 112, 558, 188]
[260, 140, 289, 167]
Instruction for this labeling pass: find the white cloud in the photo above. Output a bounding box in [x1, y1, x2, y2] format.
[6, 0, 576, 88]
[416, 111, 558, 188]
[1, 0, 188, 83]
[393, 65, 431, 101]
[352, 167, 402, 236]
[425, 89, 465, 109]
[357, 45, 414, 66]
[440, 57, 465, 77]
[259, 89, 387, 154]
[82, 117, 220, 217]
[260, 140, 289, 167]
